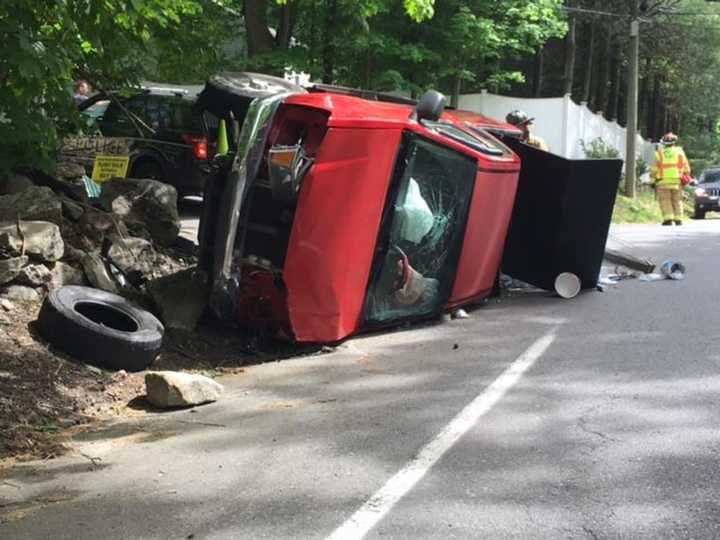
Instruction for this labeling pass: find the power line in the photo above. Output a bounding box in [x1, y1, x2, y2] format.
[560, 5, 720, 19]
[561, 6, 628, 18]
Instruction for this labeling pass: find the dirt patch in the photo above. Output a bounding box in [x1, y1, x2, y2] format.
[0, 298, 144, 463]
[0, 297, 322, 466]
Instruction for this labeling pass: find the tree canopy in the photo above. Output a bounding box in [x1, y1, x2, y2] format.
[4, 0, 720, 179]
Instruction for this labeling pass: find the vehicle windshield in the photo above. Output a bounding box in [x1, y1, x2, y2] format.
[700, 170, 720, 184]
[81, 99, 110, 120]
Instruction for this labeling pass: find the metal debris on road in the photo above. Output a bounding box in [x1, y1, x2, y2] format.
[660, 260, 686, 280]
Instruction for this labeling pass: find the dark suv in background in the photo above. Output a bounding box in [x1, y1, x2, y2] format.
[691, 167, 720, 219]
[79, 84, 210, 196]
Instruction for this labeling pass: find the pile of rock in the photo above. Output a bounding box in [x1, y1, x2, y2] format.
[0, 167, 196, 309]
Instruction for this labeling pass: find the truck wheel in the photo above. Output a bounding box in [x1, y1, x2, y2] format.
[37, 286, 164, 372]
[131, 161, 165, 182]
[693, 206, 706, 220]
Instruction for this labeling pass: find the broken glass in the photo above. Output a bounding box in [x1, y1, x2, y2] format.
[364, 134, 477, 325]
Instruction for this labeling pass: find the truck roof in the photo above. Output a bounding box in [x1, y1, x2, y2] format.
[284, 92, 520, 137]
[285, 92, 416, 129]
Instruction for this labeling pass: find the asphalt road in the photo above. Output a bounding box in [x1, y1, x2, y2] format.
[2, 219, 720, 539]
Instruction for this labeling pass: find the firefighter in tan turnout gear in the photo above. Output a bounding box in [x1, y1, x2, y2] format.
[505, 110, 549, 152]
[651, 132, 691, 226]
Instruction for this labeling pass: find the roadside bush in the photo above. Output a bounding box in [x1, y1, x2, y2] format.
[580, 137, 620, 159]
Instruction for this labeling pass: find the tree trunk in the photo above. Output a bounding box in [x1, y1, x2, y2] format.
[364, 48, 372, 89]
[582, 22, 595, 104]
[648, 75, 662, 141]
[595, 26, 612, 116]
[533, 46, 544, 98]
[244, 0, 275, 57]
[648, 74, 661, 139]
[276, 1, 293, 49]
[322, 0, 338, 83]
[638, 57, 651, 135]
[609, 43, 623, 120]
[563, 9, 577, 96]
[451, 75, 462, 108]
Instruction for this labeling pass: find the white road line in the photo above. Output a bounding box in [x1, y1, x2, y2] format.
[326, 328, 559, 540]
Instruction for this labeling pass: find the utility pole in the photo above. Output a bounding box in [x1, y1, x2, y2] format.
[625, 0, 640, 198]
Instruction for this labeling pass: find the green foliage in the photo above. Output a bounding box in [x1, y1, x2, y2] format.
[276, 0, 565, 98]
[403, 0, 436, 21]
[580, 137, 620, 159]
[612, 191, 662, 224]
[0, 0, 568, 178]
[682, 131, 720, 175]
[0, 0, 217, 177]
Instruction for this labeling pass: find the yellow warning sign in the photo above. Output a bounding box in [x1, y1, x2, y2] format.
[91, 155, 130, 182]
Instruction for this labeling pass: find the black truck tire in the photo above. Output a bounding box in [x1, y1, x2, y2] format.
[37, 286, 164, 372]
[130, 160, 165, 182]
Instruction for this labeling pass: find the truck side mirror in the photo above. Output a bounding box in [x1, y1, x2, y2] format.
[414, 90, 445, 122]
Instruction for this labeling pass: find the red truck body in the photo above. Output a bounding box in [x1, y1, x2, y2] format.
[197, 74, 521, 342]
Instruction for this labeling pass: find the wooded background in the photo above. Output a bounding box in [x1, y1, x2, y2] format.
[2, 0, 720, 176]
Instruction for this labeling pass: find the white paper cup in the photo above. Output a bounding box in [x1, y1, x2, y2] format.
[555, 272, 581, 299]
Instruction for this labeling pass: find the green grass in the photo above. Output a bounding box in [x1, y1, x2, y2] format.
[611, 187, 696, 224]
[612, 190, 663, 223]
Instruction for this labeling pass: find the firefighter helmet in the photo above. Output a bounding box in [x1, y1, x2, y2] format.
[661, 132, 678, 145]
[505, 110, 534, 127]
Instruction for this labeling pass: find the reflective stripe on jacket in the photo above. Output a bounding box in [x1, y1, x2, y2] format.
[651, 146, 690, 189]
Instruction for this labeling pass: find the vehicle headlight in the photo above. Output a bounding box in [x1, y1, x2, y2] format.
[695, 188, 707, 197]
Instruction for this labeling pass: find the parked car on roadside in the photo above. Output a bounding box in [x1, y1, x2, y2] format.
[79, 84, 210, 196]
[691, 167, 720, 219]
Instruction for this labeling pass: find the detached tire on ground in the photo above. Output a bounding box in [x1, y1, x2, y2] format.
[37, 286, 164, 372]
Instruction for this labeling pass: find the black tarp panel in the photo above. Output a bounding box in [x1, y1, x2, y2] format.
[501, 138, 623, 291]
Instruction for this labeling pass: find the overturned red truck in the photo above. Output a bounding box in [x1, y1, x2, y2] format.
[196, 73, 621, 343]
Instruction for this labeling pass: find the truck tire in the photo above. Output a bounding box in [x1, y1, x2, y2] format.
[131, 160, 165, 182]
[37, 286, 164, 372]
[693, 206, 706, 220]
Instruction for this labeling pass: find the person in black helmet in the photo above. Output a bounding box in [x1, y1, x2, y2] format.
[506, 110, 549, 151]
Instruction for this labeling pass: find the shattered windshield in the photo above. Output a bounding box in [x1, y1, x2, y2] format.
[364, 135, 477, 324]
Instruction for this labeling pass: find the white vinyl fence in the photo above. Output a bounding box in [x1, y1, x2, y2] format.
[458, 90, 656, 167]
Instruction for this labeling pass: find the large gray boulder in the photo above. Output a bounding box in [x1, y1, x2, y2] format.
[55, 161, 86, 180]
[0, 256, 29, 285]
[147, 268, 208, 331]
[16, 264, 52, 287]
[0, 186, 62, 225]
[100, 178, 180, 247]
[49, 262, 86, 289]
[2, 285, 40, 303]
[145, 371, 223, 408]
[107, 237, 156, 277]
[0, 173, 35, 196]
[81, 253, 118, 293]
[0, 221, 64, 262]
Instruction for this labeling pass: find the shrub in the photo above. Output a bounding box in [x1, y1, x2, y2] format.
[580, 137, 621, 159]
